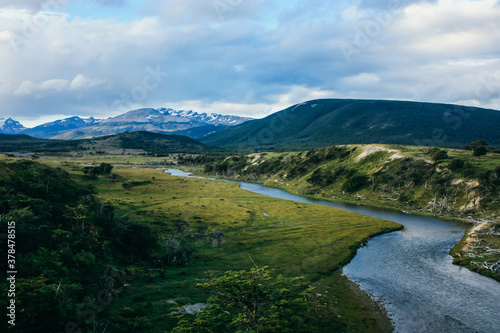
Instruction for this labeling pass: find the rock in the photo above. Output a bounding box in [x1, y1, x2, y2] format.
[170, 303, 210, 315]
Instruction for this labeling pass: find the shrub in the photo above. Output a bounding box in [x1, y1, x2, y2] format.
[342, 174, 369, 193]
[462, 162, 476, 178]
[448, 158, 465, 171]
[431, 149, 448, 162]
[473, 146, 488, 158]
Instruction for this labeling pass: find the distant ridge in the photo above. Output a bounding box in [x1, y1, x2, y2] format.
[200, 99, 500, 151]
[0, 131, 216, 155]
[0, 108, 252, 140]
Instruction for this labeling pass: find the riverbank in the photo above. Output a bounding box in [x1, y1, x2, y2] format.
[84, 166, 403, 332]
[169, 168, 500, 332]
[186, 144, 500, 281]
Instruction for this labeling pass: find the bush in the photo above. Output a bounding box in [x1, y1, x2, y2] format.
[463, 140, 488, 151]
[172, 267, 319, 333]
[342, 174, 369, 193]
[462, 162, 476, 178]
[448, 158, 465, 171]
[473, 146, 488, 158]
[431, 149, 448, 162]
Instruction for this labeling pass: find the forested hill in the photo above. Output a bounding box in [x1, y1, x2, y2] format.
[0, 131, 216, 155]
[200, 99, 500, 151]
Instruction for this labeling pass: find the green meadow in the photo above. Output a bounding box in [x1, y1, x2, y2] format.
[83, 165, 400, 331]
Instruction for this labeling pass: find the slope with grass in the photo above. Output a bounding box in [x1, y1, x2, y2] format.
[196, 144, 500, 280]
[85, 165, 400, 332]
[200, 99, 500, 151]
[1, 157, 402, 332]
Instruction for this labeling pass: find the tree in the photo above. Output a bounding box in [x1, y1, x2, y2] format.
[448, 158, 465, 171]
[463, 140, 488, 151]
[431, 149, 448, 162]
[172, 266, 319, 333]
[473, 145, 488, 158]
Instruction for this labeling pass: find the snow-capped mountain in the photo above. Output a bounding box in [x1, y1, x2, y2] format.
[50, 108, 253, 140]
[156, 108, 252, 125]
[0, 118, 26, 134]
[0, 108, 252, 140]
[23, 116, 100, 139]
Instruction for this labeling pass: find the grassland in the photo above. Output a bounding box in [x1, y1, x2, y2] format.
[13, 155, 400, 332]
[193, 144, 500, 280]
[96, 167, 400, 331]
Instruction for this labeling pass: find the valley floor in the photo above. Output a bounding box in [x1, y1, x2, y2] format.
[37, 156, 401, 332]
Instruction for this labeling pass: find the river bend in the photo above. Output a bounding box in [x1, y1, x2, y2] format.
[165, 169, 500, 333]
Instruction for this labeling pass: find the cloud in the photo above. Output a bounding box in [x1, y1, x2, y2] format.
[0, 0, 499, 127]
[69, 74, 107, 90]
[14, 75, 106, 96]
[0, 0, 125, 13]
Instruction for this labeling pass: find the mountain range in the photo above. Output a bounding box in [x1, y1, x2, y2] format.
[2, 99, 499, 151]
[0, 108, 252, 140]
[200, 99, 500, 150]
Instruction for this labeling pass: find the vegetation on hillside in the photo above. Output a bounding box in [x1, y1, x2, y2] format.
[1, 158, 399, 332]
[192, 144, 500, 280]
[172, 266, 319, 332]
[200, 99, 500, 151]
[0, 131, 217, 156]
[0, 160, 163, 332]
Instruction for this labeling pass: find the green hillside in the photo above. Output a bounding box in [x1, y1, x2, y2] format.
[0, 131, 216, 155]
[194, 144, 500, 280]
[0, 158, 399, 332]
[200, 99, 500, 151]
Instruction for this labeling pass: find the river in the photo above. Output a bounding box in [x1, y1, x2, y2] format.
[165, 169, 500, 333]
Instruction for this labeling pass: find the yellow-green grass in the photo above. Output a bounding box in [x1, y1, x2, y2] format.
[388, 144, 500, 170]
[91, 167, 401, 332]
[96, 168, 399, 275]
[40, 154, 177, 167]
[3, 155, 400, 331]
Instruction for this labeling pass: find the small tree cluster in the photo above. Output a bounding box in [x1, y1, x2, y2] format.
[83, 163, 114, 179]
[172, 266, 319, 333]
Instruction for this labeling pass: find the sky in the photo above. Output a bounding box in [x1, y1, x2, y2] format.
[0, 0, 499, 127]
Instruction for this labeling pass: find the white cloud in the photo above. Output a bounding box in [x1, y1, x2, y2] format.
[0, 0, 500, 127]
[69, 74, 106, 90]
[342, 73, 380, 86]
[14, 80, 36, 95]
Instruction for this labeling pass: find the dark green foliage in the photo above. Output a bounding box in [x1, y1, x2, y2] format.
[117, 223, 158, 263]
[341, 174, 370, 193]
[172, 267, 319, 333]
[0, 161, 158, 332]
[122, 180, 152, 190]
[0, 131, 216, 155]
[462, 162, 476, 178]
[448, 158, 465, 170]
[117, 131, 213, 155]
[463, 140, 488, 151]
[161, 237, 194, 267]
[201, 99, 500, 151]
[473, 145, 488, 157]
[207, 146, 351, 181]
[83, 162, 113, 179]
[307, 165, 349, 188]
[431, 149, 448, 162]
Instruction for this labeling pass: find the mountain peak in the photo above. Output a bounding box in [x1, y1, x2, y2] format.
[0, 118, 26, 134]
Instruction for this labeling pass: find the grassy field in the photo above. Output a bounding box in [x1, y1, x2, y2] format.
[39, 157, 401, 332]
